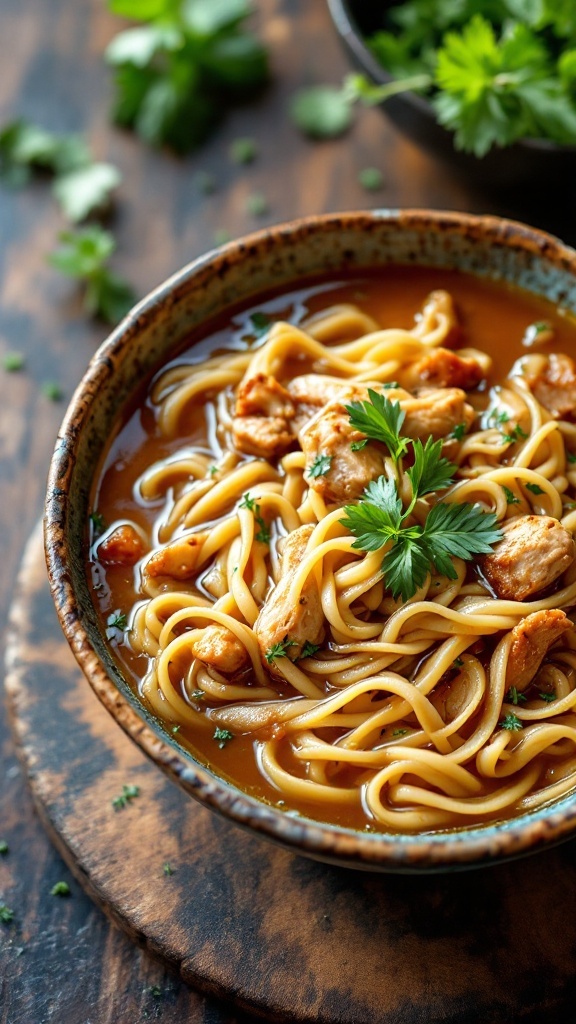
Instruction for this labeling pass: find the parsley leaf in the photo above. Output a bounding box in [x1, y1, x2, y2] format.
[239, 492, 270, 544]
[298, 641, 322, 660]
[501, 424, 528, 444]
[502, 486, 520, 505]
[308, 454, 332, 478]
[249, 311, 272, 337]
[499, 713, 524, 731]
[48, 227, 137, 324]
[0, 905, 14, 925]
[105, 0, 269, 153]
[406, 436, 455, 497]
[53, 162, 121, 223]
[50, 881, 71, 897]
[525, 482, 545, 495]
[112, 783, 140, 809]
[539, 691, 557, 703]
[449, 422, 467, 441]
[345, 389, 409, 462]
[213, 727, 234, 749]
[289, 86, 353, 139]
[506, 686, 527, 705]
[265, 637, 298, 663]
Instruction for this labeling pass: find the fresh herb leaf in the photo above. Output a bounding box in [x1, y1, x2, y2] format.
[299, 641, 322, 660]
[112, 783, 140, 809]
[249, 311, 272, 337]
[0, 842, 8, 855]
[190, 689, 205, 700]
[2, 352, 25, 372]
[392, 728, 408, 737]
[506, 686, 527, 705]
[0, 120, 89, 185]
[239, 492, 270, 544]
[290, 85, 353, 139]
[308, 453, 333, 478]
[406, 436, 455, 497]
[106, 2, 268, 154]
[41, 381, 64, 402]
[52, 162, 121, 222]
[502, 486, 520, 505]
[499, 712, 524, 731]
[567, 452, 576, 463]
[106, 610, 127, 639]
[213, 727, 234, 749]
[171, 724, 180, 733]
[245, 191, 269, 217]
[90, 511, 106, 535]
[350, 438, 369, 451]
[501, 424, 528, 444]
[453, 657, 464, 668]
[0, 905, 14, 924]
[265, 637, 298, 663]
[449, 422, 467, 440]
[345, 388, 409, 462]
[48, 227, 136, 324]
[229, 136, 257, 164]
[525, 482, 545, 495]
[539, 691, 557, 703]
[358, 167, 383, 190]
[50, 881, 71, 897]
[163, 862, 174, 876]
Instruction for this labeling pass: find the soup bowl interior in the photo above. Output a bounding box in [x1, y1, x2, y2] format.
[45, 209, 576, 872]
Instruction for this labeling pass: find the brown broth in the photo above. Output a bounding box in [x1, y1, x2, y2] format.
[88, 266, 576, 832]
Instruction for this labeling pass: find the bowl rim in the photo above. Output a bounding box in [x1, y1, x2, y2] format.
[44, 207, 576, 872]
[326, 0, 576, 157]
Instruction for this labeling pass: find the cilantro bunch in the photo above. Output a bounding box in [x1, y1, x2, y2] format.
[353, 1, 576, 156]
[106, 0, 269, 153]
[340, 391, 502, 602]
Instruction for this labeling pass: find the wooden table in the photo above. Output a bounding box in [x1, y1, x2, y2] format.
[1, 2, 575, 1021]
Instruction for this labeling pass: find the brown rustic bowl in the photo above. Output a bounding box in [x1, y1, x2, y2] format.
[45, 209, 576, 872]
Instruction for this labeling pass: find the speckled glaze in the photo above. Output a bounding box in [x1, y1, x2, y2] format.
[45, 210, 576, 872]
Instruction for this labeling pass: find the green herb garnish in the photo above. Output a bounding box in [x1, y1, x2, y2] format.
[105, 0, 269, 154]
[449, 422, 467, 441]
[453, 657, 464, 668]
[358, 167, 383, 191]
[502, 486, 520, 506]
[112, 783, 140, 810]
[299, 641, 322, 660]
[163, 862, 174, 876]
[90, 511, 106, 535]
[106, 610, 128, 639]
[0, 842, 8, 855]
[525, 482, 545, 495]
[392, 728, 408, 737]
[249, 311, 272, 337]
[213, 727, 234, 749]
[501, 424, 528, 444]
[245, 191, 269, 217]
[0, 905, 14, 924]
[50, 881, 71, 897]
[539, 691, 557, 703]
[229, 136, 257, 164]
[48, 226, 136, 325]
[506, 686, 527, 706]
[289, 85, 353, 139]
[239, 492, 270, 544]
[265, 637, 298, 663]
[499, 713, 523, 732]
[345, 388, 410, 463]
[41, 381, 64, 402]
[308, 453, 332, 479]
[2, 352, 25, 372]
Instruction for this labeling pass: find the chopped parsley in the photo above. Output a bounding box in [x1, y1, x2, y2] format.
[358, 167, 383, 191]
[449, 422, 467, 441]
[239, 492, 270, 544]
[190, 690, 205, 700]
[249, 311, 272, 337]
[41, 381, 64, 402]
[499, 713, 523, 732]
[0, 841, 8, 855]
[505, 686, 527, 706]
[392, 728, 408, 737]
[501, 424, 528, 444]
[163, 863, 174, 876]
[265, 637, 297, 663]
[245, 191, 269, 217]
[50, 881, 71, 897]
[209, 465, 218, 477]
[106, 610, 128, 640]
[112, 783, 140, 810]
[2, 351, 25, 372]
[567, 452, 576, 464]
[453, 657, 464, 668]
[171, 725, 181, 733]
[229, 137, 257, 165]
[289, 85, 353, 139]
[350, 438, 369, 451]
[307, 453, 332, 478]
[299, 641, 322, 660]
[90, 511, 106, 535]
[213, 727, 234, 749]
[0, 905, 14, 924]
[502, 486, 520, 506]
[539, 692, 557, 703]
[525, 482, 545, 495]
[340, 392, 501, 602]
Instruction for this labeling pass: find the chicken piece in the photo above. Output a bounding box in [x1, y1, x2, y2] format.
[232, 372, 296, 458]
[144, 533, 206, 580]
[255, 524, 324, 673]
[399, 348, 486, 392]
[522, 353, 576, 420]
[481, 515, 575, 602]
[505, 609, 571, 692]
[287, 376, 367, 433]
[401, 387, 476, 442]
[97, 524, 145, 566]
[299, 399, 386, 504]
[190, 624, 249, 676]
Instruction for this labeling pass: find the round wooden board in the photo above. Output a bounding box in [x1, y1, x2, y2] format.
[6, 526, 576, 1024]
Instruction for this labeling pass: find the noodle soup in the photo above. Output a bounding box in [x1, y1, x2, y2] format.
[88, 266, 576, 835]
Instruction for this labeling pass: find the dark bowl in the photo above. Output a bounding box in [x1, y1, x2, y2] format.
[327, 0, 576, 190]
[45, 209, 576, 873]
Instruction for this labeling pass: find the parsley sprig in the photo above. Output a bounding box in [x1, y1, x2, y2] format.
[105, 0, 269, 154]
[239, 492, 270, 544]
[349, 4, 576, 157]
[48, 227, 137, 324]
[340, 392, 502, 602]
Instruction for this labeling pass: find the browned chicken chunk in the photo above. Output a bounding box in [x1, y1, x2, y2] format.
[233, 373, 296, 458]
[401, 387, 476, 442]
[144, 533, 206, 580]
[399, 348, 485, 392]
[299, 399, 386, 504]
[522, 353, 576, 420]
[254, 524, 324, 673]
[190, 624, 249, 676]
[481, 515, 575, 601]
[505, 609, 572, 692]
[97, 524, 145, 566]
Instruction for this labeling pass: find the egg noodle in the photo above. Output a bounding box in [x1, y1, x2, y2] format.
[121, 293, 576, 834]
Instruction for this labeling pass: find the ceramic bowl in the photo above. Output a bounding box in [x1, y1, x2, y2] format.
[45, 209, 576, 872]
[327, 0, 576, 190]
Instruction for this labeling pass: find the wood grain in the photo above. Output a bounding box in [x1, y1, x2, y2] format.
[1, 0, 576, 1020]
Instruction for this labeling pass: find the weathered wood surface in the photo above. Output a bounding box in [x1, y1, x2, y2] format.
[1, 0, 576, 1021]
